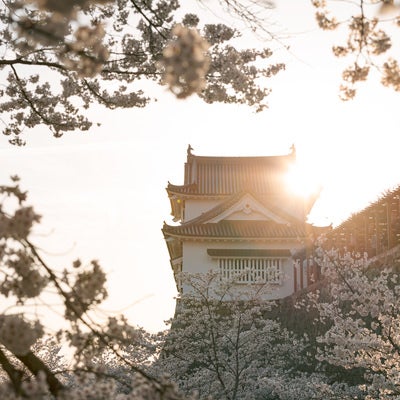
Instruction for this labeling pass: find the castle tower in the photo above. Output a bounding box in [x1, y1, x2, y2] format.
[162, 146, 321, 299]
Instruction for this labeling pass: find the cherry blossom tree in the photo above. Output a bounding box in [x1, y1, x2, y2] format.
[0, 177, 192, 399]
[311, 0, 400, 100]
[155, 272, 311, 400]
[307, 247, 400, 399]
[154, 271, 372, 399]
[0, 0, 283, 145]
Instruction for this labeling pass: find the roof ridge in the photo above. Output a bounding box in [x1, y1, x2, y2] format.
[187, 154, 294, 163]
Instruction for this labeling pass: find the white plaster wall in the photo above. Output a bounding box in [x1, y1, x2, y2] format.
[182, 240, 304, 300]
[258, 194, 308, 221]
[184, 199, 221, 222]
[224, 210, 268, 221]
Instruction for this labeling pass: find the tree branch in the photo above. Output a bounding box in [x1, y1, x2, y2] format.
[9, 65, 70, 130]
[0, 347, 23, 394]
[129, 0, 167, 40]
[24, 239, 164, 391]
[387, 325, 400, 355]
[16, 351, 64, 396]
[0, 58, 67, 70]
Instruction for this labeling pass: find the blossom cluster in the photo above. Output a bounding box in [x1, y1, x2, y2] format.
[65, 260, 108, 320]
[63, 25, 110, 78]
[14, 1, 111, 78]
[0, 207, 41, 240]
[1, 249, 48, 299]
[1, 0, 282, 145]
[0, 314, 43, 355]
[312, 0, 400, 99]
[0, 371, 195, 400]
[161, 24, 210, 99]
[382, 58, 400, 91]
[28, 0, 108, 15]
[309, 247, 400, 399]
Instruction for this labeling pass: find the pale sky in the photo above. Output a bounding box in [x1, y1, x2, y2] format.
[1, 0, 400, 331]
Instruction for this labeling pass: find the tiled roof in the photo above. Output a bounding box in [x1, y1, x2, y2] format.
[168, 152, 294, 196]
[322, 185, 400, 255]
[167, 182, 197, 195]
[163, 220, 311, 240]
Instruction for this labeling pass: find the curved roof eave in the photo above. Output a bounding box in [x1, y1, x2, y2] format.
[166, 182, 198, 196]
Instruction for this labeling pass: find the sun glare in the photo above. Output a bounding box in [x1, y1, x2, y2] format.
[285, 163, 321, 198]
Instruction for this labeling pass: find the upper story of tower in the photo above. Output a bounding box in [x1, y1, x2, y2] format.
[166, 145, 317, 224]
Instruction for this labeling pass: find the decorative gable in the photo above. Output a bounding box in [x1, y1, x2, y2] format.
[206, 193, 289, 224]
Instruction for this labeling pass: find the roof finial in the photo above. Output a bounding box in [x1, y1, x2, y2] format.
[187, 144, 193, 156]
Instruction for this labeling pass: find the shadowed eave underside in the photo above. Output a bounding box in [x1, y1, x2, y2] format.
[162, 219, 317, 240]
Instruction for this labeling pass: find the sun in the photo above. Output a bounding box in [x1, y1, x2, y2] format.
[285, 162, 322, 199]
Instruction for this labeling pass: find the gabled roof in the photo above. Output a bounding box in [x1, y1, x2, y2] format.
[168, 149, 295, 197]
[182, 191, 301, 226]
[163, 191, 319, 241]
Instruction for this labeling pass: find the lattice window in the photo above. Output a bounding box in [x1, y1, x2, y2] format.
[219, 258, 283, 284]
